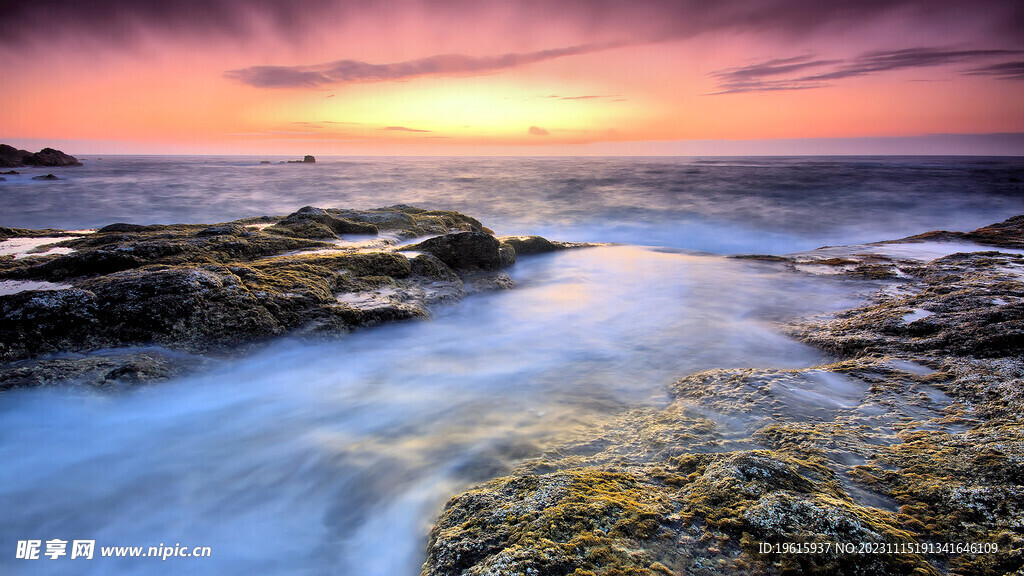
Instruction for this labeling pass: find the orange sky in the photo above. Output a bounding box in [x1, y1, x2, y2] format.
[2, 1, 1022, 155]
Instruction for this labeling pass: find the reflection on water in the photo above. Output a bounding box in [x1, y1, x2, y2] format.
[0, 246, 866, 575]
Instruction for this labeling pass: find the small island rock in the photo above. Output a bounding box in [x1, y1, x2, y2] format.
[0, 144, 82, 167]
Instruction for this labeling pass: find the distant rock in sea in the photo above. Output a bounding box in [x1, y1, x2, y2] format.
[1, 170, 19, 175]
[32, 174, 60, 180]
[285, 155, 316, 164]
[259, 160, 271, 164]
[0, 144, 82, 168]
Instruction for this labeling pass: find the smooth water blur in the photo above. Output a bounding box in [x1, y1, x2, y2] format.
[2, 156, 1022, 575]
[0, 247, 865, 575]
[1, 156, 1022, 253]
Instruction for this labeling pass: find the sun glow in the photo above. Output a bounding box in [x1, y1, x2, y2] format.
[287, 77, 624, 144]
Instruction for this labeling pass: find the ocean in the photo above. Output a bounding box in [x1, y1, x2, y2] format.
[1, 156, 1022, 575]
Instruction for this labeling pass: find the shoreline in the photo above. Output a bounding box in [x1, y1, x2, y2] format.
[0, 205, 586, 389]
[2, 211, 1022, 575]
[421, 216, 1024, 576]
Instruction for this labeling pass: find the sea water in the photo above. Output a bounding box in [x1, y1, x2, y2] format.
[1, 156, 1022, 575]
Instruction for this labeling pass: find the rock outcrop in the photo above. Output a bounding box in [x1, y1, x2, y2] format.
[0, 206, 587, 388]
[0, 144, 82, 167]
[422, 216, 1024, 576]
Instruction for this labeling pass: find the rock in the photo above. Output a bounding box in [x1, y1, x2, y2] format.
[0, 206, 585, 385]
[24, 147, 83, 167]
[286, 155, 316, 164]
[401, 231, 503, 270]
[0, 177, 5, 182]
[899, 214, 1024, 249]
[0, 144, 31, 167]
[425, 470, 678, 576]
[0, 351, 206, 391]
[31, 174, 60, 180]
[259, 160, 271, 164]
[1, 170, 19, 175]
[264, 206, 379, 239]
[97, 222, 159, 233]
[499, 235, 560, 255]
[498, 242, 516, 267]
[424, 214, 1024, 576]
[196, 223, 249, 237]
[0, 226, 76, 240]
[0, 144, 81, 167]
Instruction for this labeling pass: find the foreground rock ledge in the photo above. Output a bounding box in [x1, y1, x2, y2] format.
[423, 216, 1024, 576]
[0, 205, 586, 389]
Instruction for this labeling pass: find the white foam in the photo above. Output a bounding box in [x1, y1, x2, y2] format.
[0, 280, 73, 296]
[902, 308, 934, 323]
[0, 237, 74, 258]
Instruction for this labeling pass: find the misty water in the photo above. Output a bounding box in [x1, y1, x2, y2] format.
[1, 157, 1023, 574]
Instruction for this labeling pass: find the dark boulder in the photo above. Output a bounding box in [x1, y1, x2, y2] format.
[1, 170, 19, 175]
[265, 206, 378, 239]
[97, 223, 159, 233]
[0, 289, 101, 362]
[0, 144, 31, 167]
[32, 174, 60, 180]
[196, 223, 249, 237]
[498, 243, 516, 267]
[402, 232, 504, 270]
[499, 235, 559, 255]
[0, 144, 81, 167]
[24, 148, 82, 167]
[86, 266, 281, 352]
[286, 155, 316, 164]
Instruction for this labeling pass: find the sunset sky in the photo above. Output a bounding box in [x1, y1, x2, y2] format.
[2, 0, 1023, 155]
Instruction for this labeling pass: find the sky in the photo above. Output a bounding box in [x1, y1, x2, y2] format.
[2, 0, 1023, 155]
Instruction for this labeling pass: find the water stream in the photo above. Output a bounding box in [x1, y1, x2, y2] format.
[1, 246, 864, 575]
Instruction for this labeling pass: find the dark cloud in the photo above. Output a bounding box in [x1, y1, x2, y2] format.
[712, 47, 1024, 93]
[224, 44, 616, 88]
[529, 126, 550, 136]
[711, 55, 841, 93]
[803, 48, 1022, 81]
[3, 1, 1022, 51]
[384, 126, 432, 132]
[0, 0, 340, 48]
[967, 61, 1024, 81]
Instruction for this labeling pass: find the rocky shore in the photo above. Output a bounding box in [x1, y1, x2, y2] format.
[422, 216, 1024, 576]
[4, 207, 1022, 575]
[0, 205, 584, 389]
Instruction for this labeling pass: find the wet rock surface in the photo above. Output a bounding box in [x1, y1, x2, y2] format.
[423, 216, 1024, 576]
[0, 206, 582, 389]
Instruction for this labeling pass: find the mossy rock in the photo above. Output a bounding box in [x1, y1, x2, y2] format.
[424, 469, 678, 576]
